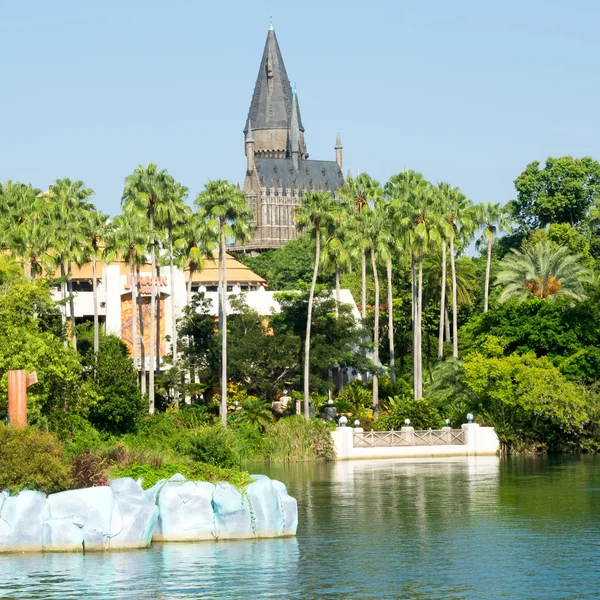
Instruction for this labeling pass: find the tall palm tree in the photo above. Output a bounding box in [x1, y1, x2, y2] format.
[0, 182, 47, 279]
[83, 208, 110, 355]
[340, 174, 381, 322]
[174, 210, 217, 307]
[48, 178, 94, 352]
[476, 202, 511, 312]
[156, 181, 190, 364]
[122, 163, 172, 414]
[388, 170, 439, 399]
[195, 180, 253, 425]
[295, 190, 336, 420]
[380, 198, 403, 386]
[438, 184, 475, 359]
[359, 192, 391, 415]
[496, 241, 591, 303]
[105, 208, 149, 387]
[320, 203, 351, 318]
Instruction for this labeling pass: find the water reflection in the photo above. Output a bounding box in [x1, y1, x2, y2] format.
[2, 457, 600, 599]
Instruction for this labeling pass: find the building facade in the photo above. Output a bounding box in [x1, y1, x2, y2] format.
[240, 25, 345, 251]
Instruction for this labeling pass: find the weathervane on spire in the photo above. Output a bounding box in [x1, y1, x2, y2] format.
[269, 16, 273, 31]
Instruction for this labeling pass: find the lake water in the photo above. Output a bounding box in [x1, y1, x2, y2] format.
[2, 456, 600, 599]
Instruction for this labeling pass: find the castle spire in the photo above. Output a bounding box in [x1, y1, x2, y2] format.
[244, 27, 304, 138]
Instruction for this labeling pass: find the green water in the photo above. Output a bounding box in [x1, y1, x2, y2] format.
[1, 456, 600, 599]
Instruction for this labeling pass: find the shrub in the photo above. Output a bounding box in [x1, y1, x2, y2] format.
[46, 411, 104, 457]
[0, 425, 72, 494]
[377, 396, 444, 431]
[109, 459, 252, 489]
[189, 425, 240, 469]
[87, 336, 145, 434]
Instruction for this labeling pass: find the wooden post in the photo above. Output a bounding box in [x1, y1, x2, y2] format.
[7, 370, 36, 428]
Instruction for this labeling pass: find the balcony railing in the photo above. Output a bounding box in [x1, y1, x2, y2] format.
[353, 429, 465, 448]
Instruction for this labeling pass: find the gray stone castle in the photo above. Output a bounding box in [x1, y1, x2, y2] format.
[240, 25, 344, 251]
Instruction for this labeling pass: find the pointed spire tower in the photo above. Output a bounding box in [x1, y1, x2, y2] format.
[244, 25, 305, 158]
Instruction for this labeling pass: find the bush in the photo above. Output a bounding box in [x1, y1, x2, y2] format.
[377, 396, 444, 431]
[109, 459, 252, 489]
[87, 336, 145, 434]
[46, 411, 105, 457]
[0, 425, 72, 494]
[189, 425, 240, 468]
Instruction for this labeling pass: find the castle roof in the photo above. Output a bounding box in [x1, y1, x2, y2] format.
[255, 157, 344, 192]
[244, 27, 304, 134]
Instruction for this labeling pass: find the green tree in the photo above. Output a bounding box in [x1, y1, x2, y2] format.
[86, 336, 145, 434]
[122, 163, 172, 414]
[475, 202, 511, 312]
[195, 180, 253, 425]
[295, 191, 336, 419]
[0, 257, 96, 425]
[227, 296, 300, 400]
[510, 156, 600, 229]
[156, 181, 190, 365]
[496, 241, 591, 303]
[238, 234, 318, 290]
[340, 174, 381, 322]
[438, 183, 476, 359]
[83, 208, 110, 355]
[105, 207, 149, 391]
[389, 171, 440, 399]
[47, 178, 95, 352]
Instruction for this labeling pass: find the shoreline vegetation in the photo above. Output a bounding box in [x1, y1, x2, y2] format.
[3, 155, 600, 494]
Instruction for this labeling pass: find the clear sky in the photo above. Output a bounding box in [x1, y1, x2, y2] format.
[1, 0, 598, 216]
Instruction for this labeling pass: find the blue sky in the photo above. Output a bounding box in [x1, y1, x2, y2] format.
[1, 0, 598, 216]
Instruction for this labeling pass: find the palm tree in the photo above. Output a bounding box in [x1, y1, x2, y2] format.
[388, 171, 439, 400]
[83, 208, 110, 355]
[156, 181, 190, 365]
[195, 180, 253, 425]
[320, 203, 351, 319]
[359, 193, 390, 415]
[0, 182, 47, 279]
[340, 174, 381, 322]
[295, 190, 336, 420]
[174, 210, 217, 307]
[237, 397, 274, 431]
[48, 178, 94, 352]
[106, 208, 149, 388]
[495, 241, 591, 303]
[380, 199, 403, 386]
[438, 184, 475, 359]
[476, 202, 511, 312]
[122, 163, 172, 414]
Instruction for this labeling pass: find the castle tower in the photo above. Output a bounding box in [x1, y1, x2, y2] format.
[238, 25, 344, 251]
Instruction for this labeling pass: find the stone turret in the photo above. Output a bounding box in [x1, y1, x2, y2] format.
[245, 120, 255, 173]
[335, 132, 343, 171]
[290, 89, 300, 171]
